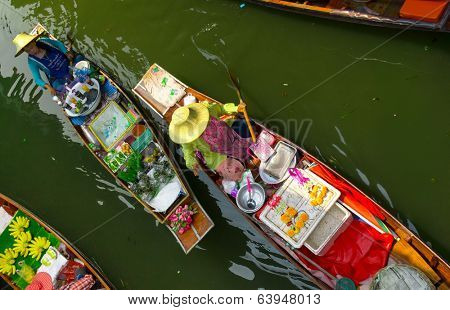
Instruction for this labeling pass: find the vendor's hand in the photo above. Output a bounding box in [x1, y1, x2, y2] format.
[192, 163, 200, 176]
[46, 85, 57, 96]
[237, 102, 247, 113]
[66, 51, 75, 63]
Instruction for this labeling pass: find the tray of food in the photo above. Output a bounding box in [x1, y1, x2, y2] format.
[259, 169, 341, 248]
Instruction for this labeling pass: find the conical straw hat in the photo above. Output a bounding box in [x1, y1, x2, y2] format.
[12, 32, 41, 57]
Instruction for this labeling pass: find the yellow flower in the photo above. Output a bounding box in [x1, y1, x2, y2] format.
[0, 249, 18, 275]
[8, 216, 30, 238]
[13, 231, 32, 256]
[28, 236, 50, 260]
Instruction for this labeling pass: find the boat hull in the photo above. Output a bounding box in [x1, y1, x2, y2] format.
[29, 24, 214, 254]
[245, 0, 450, 32]
[134, 64, 450, 289]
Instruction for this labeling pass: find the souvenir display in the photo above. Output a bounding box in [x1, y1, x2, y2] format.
[88, 101, 134, 151]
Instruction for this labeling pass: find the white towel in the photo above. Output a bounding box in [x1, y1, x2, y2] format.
[148, 177, 183, 213]
[0, 207, 13, 235]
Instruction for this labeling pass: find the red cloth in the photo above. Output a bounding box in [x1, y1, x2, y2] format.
[25, 272, 53, 290]
[297, 220, 394, 285]
[58, 260, 84, 283]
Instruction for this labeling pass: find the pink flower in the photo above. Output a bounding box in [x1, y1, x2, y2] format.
[179, 227, 185, 234]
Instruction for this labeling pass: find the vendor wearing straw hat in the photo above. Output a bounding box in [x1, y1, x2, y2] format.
[12, 32, 78, 96]
[169, 101, 251, 178]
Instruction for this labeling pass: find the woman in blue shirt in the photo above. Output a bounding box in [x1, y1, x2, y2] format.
[13, 32, 77, 96]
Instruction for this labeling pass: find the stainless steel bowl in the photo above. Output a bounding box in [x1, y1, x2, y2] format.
[236, 183, 266, 214]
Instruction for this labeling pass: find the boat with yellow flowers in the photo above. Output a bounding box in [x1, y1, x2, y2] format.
[0, 193, 112, 290]
[133, 64, 450, 290]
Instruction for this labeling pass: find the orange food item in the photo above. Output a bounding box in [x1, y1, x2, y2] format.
[309, 185, 319, 199]
[285, 207, 297, 218]
[318, 186, 328, 199]
[280, 214, 291, 224]
[287, 229, 296, 237]
[295, 220, 305, 229]
[298, 212, 309, 222]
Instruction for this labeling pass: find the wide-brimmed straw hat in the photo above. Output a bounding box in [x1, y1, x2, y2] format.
[169, 103, 209, 144]
[12, 32, 41, 57]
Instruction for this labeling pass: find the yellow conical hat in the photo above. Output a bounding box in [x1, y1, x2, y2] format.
[169, 103, 209, 144]
[12, 32, 41, 57]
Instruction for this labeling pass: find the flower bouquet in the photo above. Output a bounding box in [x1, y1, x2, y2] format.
[169, 205, 197, 235]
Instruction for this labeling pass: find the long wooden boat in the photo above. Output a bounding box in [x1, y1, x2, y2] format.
[133, 64, 450, 289]
[0, 193, 112, 289]
[29, 24, 213, 254]
[245, 0, 450, 32]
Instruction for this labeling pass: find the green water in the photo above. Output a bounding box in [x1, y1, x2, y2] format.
[0, 0, 449, 289]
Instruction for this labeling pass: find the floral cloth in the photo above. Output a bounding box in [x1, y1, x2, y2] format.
[201, 117, 251, 163]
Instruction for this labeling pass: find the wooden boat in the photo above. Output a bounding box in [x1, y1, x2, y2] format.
[0, 193, 112, 289]
[29, 24, 213, 254]
[245, 0, 450, 32]
[133, 64, 450, 289]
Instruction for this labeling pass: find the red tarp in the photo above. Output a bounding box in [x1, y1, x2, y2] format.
[297, 220, 394, 285]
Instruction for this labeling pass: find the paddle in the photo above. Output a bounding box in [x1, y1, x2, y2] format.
[227, 69, 257, 143]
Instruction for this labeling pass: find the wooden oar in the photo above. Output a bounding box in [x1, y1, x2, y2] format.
[227, 69, 257, 143]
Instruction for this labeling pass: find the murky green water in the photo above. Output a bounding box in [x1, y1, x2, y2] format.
[0, 0, 449, 289]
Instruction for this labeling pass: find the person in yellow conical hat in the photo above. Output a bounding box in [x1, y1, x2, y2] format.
[169, 101, 251, 178]
[13, 32, 79, 96]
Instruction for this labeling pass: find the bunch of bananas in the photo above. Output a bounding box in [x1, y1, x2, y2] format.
[28, 236, 50, 260]
[13, 231, 32, 256]
[0, 248, 18, 275]
[8, 216, 30, 238]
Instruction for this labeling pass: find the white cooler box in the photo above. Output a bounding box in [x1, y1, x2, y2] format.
[304, 202, 352, 256]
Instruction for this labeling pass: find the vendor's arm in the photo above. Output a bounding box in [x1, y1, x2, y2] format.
[28, 58, 55, 95]
[181, 139, 226, 172]
[28, 58, 47, 89]
[202, 101, 238, 118]
[181, 142, 197, 171]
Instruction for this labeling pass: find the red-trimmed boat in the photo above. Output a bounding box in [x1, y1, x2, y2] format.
[133, 64, 450, 289]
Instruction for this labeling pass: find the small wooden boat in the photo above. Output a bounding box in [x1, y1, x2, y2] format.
[245, 0, 450, 32]
[0, 193, 112, 289]
[29, 24, 213, 254]
[134, 64, 450, 289]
